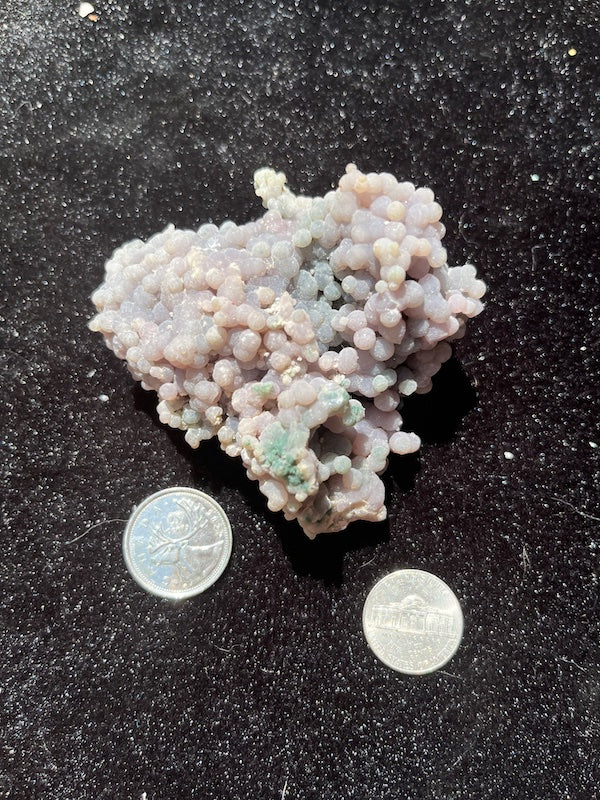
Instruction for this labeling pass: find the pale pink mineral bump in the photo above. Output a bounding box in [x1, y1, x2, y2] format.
[90, 166, 485, 537]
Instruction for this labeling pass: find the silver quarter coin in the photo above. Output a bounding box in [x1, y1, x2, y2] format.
[123, 487, 233, 599]
[362, 569, 463, 675]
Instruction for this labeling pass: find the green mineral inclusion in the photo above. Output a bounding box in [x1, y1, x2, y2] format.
[341, 399, 364, 427]
[317, 387, 364, 426]
[259, 386, 364, 493]
[252, 381, 275, 399]
[319, 387, 346, 411]
[261, 423, 310, 491]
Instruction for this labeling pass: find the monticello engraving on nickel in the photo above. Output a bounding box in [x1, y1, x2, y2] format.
[369, 594, 456, 638]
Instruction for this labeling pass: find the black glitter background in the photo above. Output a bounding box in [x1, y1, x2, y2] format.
[1, 1, 598, 798]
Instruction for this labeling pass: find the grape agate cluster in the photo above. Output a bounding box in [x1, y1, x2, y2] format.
[90, 166, 485, 537]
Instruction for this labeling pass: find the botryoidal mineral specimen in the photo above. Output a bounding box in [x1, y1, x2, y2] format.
[90, 166, 485, 537]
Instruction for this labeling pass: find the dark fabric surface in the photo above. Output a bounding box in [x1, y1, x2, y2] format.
[1, 1, 598, 798]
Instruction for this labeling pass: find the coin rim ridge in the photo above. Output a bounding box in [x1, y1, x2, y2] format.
[362, 568, 464, 675]
[123, 486, 233, 600]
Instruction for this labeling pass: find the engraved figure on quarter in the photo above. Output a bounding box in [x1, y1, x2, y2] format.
[147, 500, 221, 572]
[362, 569, 463, 675]
[123, 487, 233, 599]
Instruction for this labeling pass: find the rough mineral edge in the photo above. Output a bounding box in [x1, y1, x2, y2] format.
[89, 165, 485, 537]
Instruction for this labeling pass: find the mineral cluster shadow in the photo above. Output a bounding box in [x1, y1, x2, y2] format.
[401, 356, 479, 446]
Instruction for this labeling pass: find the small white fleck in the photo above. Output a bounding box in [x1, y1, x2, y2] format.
[580, 346, 587, 351]
[78, 2, 95, 17]
[98, 394, 109, 402]
[589, 441, 598, 449]
[504, 451, 515, 460]
[530, 174, 540, 182]
[87, 368, 97, 378]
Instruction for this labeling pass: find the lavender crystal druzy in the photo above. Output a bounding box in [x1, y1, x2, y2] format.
[89, 166, 485, 537]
